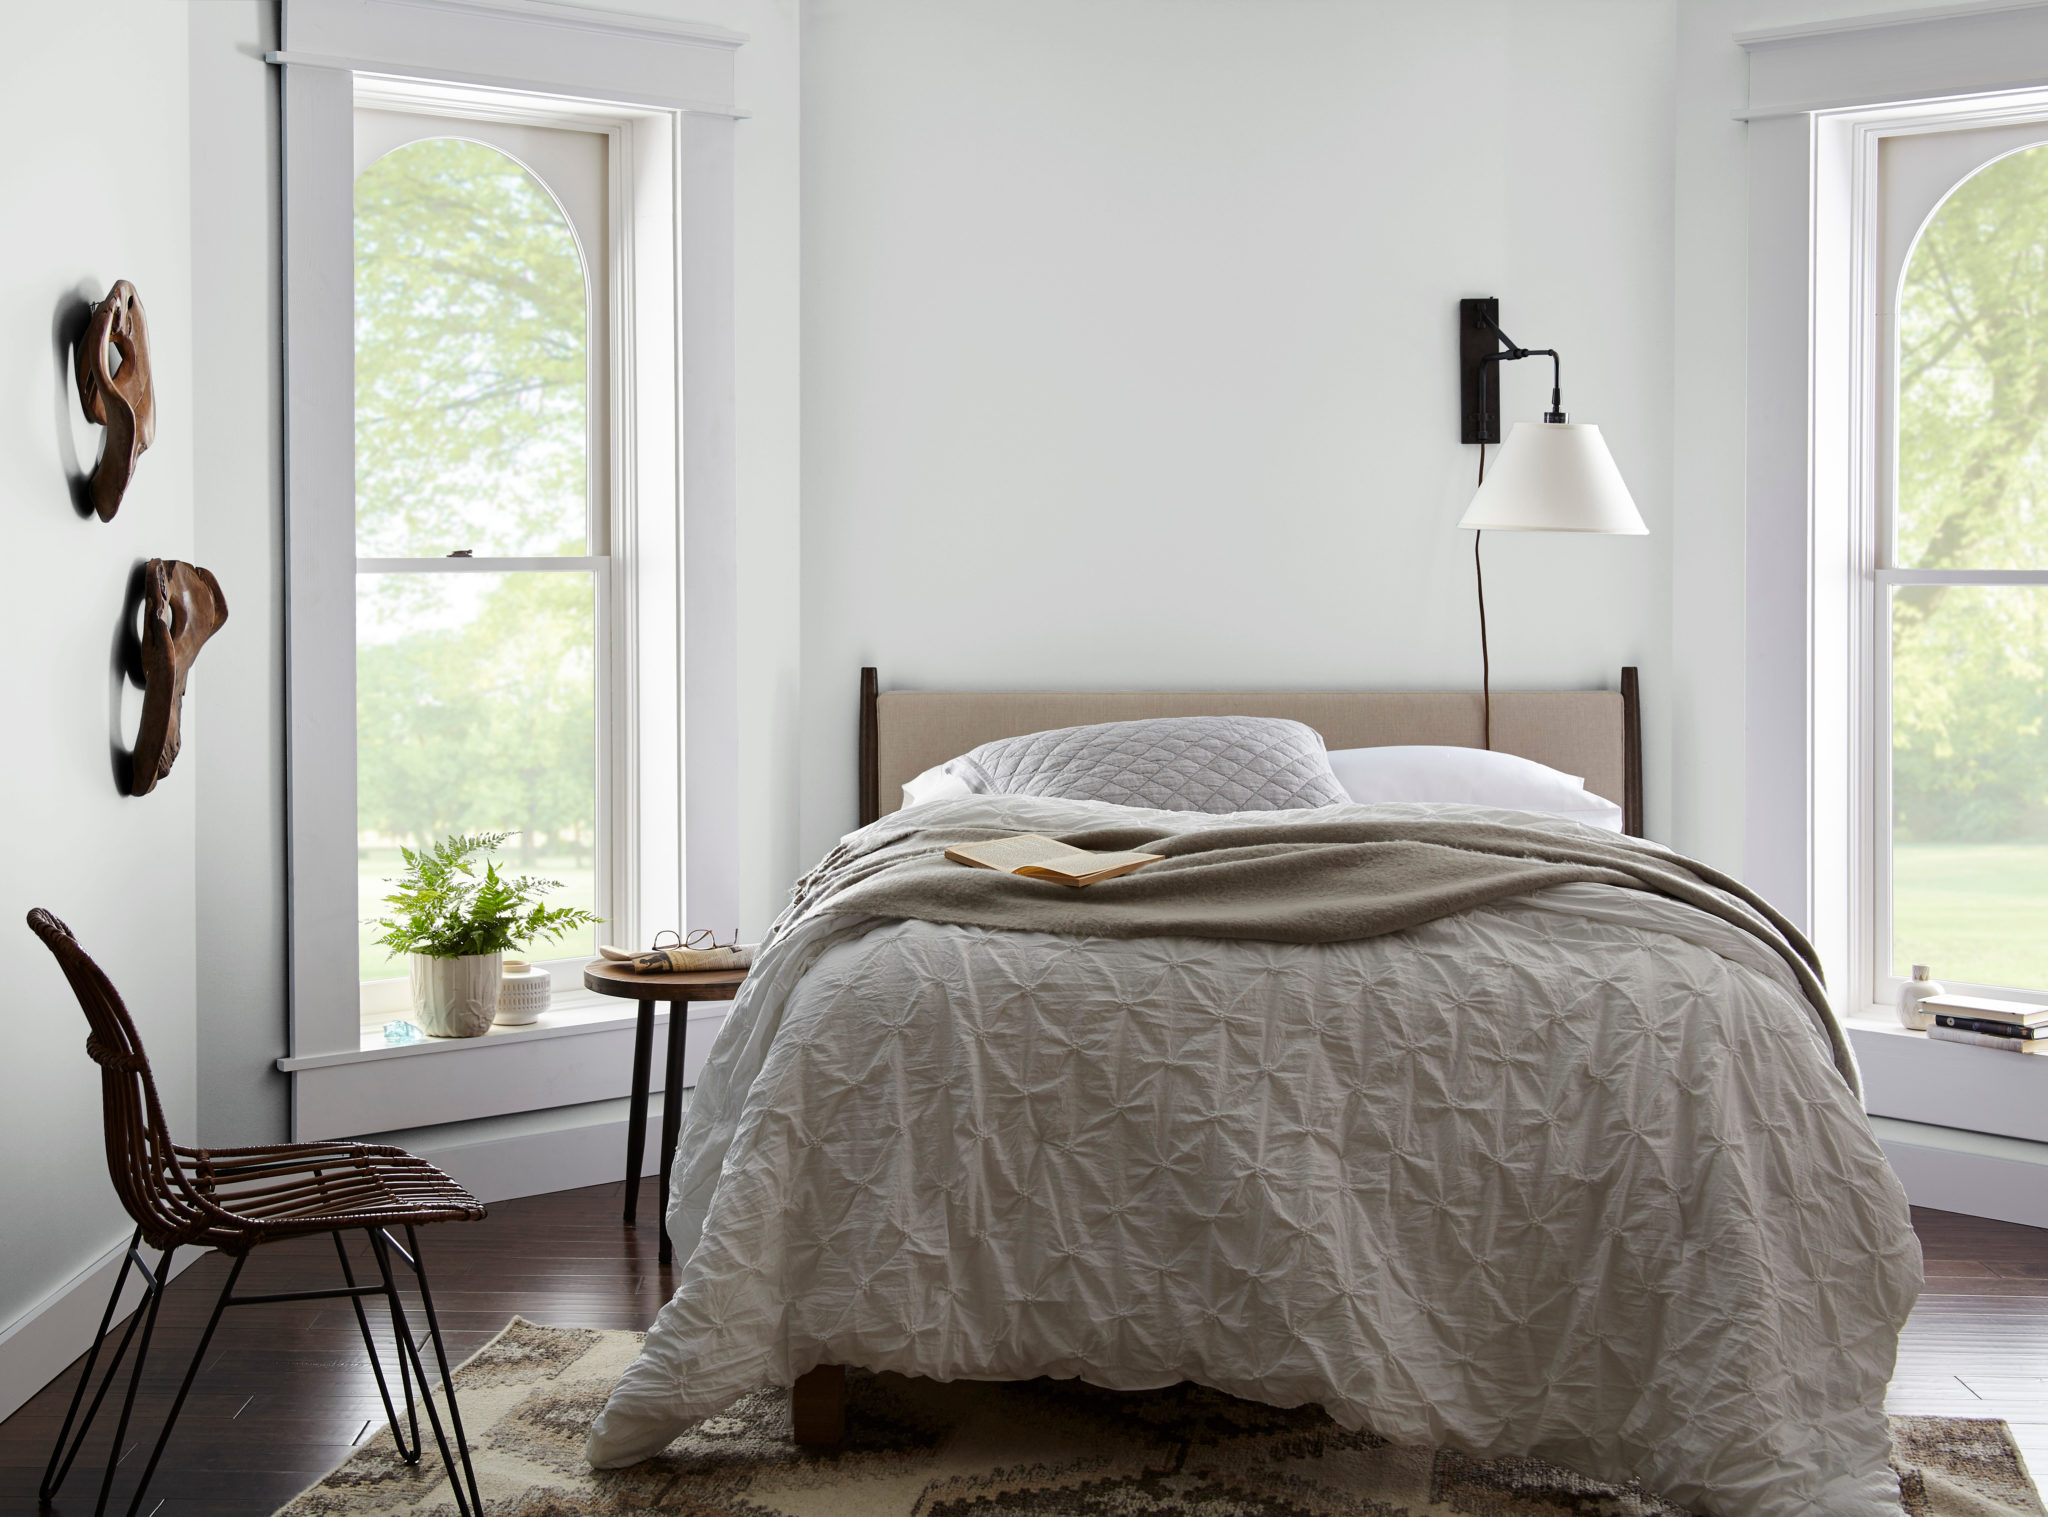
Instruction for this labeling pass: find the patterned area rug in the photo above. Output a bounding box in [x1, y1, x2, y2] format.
[275, 1318, 2046, 1516]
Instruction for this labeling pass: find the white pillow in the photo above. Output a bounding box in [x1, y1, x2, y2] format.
[1326, 745, 1625, 832]
[901, 763, 976, 809]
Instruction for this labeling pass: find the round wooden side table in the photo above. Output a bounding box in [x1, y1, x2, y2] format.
[582, 961, 748, 1264]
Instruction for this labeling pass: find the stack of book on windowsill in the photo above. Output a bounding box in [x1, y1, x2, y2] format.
[1924, 994, 2048, 1054]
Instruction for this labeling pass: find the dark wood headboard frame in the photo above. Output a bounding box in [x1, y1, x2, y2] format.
[1621, 665, 1642, 836]
[860, 666, 1644, 838]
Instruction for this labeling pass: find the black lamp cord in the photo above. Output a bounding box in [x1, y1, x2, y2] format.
[1475, 443, 1490, 751]
[1469, 309, 1569, 754]
[1466, 309, 1572, 757]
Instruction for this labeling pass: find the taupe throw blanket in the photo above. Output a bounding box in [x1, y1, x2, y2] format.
[795, 816, 1855, 1095]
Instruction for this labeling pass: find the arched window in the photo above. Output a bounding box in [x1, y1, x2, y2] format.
[353, 127, 608, 1014]
[277, 14, 734, 1120]
[1883, 137, 2048, 999]
[354, 137, 589, 556]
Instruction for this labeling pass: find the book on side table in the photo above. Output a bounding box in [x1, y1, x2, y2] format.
[1923, 994, 2048, 1054]
[945, 834, 1163, 888]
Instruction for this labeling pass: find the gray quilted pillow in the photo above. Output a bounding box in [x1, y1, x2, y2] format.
[949, 716, 1348, 813]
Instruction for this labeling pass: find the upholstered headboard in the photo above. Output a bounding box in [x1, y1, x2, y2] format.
[857, 667, 1643, 837]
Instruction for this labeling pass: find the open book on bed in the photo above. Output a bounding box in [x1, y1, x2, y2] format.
[944, 834, 1163, 888]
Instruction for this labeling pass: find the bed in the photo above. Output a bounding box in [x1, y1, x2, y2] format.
[584, 667, 1920, 1517]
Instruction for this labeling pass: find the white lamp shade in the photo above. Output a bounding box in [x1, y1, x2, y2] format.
[1457, 421, 1647, 534]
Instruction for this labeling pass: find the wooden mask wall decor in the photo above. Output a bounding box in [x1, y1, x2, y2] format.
[131, 559, 228, 797]
[76, 280, 156, 522]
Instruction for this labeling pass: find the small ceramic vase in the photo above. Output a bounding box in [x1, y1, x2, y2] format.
[1896, 965, 1944, 1032]
[496, 961, 553, 1027]
[409, 951, 502, 1037]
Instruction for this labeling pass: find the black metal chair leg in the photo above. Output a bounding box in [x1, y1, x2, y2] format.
[365, 1228, 423, 1465]
[333, 1231, 419, 1460]
[90, 1244, 174, 1517]
[118, 1252, 246, 1517]
[40, 1228, 143, 1502]
[404, 1224, 484, 1517]
[369, 1229, 473, 1517]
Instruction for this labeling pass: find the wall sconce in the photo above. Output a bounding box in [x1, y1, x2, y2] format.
[1455, 298, 1646, 747]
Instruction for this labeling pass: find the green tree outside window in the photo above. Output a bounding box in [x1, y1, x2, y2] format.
[354, 137, 598, 979]
[1893, 143, 2048, 990]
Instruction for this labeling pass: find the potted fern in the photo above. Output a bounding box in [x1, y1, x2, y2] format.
[371, 832, 602, 1038]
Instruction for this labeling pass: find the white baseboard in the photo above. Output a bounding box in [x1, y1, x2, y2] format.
[1872, 1116, 2048, 1229]
[0, 1235, 205, 1426]
[362, 1091, 684, 1206]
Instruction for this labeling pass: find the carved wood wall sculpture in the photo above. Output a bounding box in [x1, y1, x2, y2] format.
[131, 559, 228, 797]
[76, 280, 155, 522]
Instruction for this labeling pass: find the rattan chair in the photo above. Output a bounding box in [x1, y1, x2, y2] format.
[26, 908, 490, 1517]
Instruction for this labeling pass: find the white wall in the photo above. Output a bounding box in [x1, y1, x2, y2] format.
[796, 0, 1677, 864]
[0, 0, 198, 1343]
[691, 0, 805, 939]
[1668, 0, 1751, 875]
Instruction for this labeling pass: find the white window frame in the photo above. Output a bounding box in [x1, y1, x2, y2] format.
[1740, 5, 2048, 1146]
[1812, 88, 2048, 1023]
[273, 0, 743, 1138]
[351, 100, 620, 1028]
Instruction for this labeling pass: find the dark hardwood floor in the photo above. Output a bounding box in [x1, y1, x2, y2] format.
[0, 1178, 679, 1516]
[0, 1187, 2041, 1514]
[1892, 1207, 2048, 1474]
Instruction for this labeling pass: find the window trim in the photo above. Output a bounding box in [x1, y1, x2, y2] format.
[1740, 1, 2048, 987]
[351, 105, 619, 1022]
[1740, 10, 2048, 1149]
[1812, 87, 2048, 1019]
[276, 0, 742, 1137]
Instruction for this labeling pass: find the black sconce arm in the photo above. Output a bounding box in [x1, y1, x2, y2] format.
[1474, 307, 1566, 425]
[1459, 297, 1567, 441]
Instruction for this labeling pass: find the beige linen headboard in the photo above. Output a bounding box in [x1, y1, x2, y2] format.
[858, 667, 1643, 837]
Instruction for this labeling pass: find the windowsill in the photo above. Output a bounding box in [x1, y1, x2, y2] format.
[1846, 1011, 1926, 1037]
[1845, 1009, 2048, 1071]
[276, 989, 720, 1073]
[1850, 1007, 2048, 1145]
[1846, 1010, 2048, 1048]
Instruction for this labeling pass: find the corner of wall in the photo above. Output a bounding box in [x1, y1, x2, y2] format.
[189, 0, 292, 1148]
[1669, 0, 1752, 877]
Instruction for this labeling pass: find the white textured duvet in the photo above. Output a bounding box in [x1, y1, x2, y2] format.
[586, 797, 1921, 1516]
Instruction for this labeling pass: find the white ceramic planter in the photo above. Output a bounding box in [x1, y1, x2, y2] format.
[409, 951, 502, 1038]
[496, 961, 553, 1026]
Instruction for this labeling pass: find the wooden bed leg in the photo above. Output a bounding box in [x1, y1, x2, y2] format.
[792, 1363, 845, 1445]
